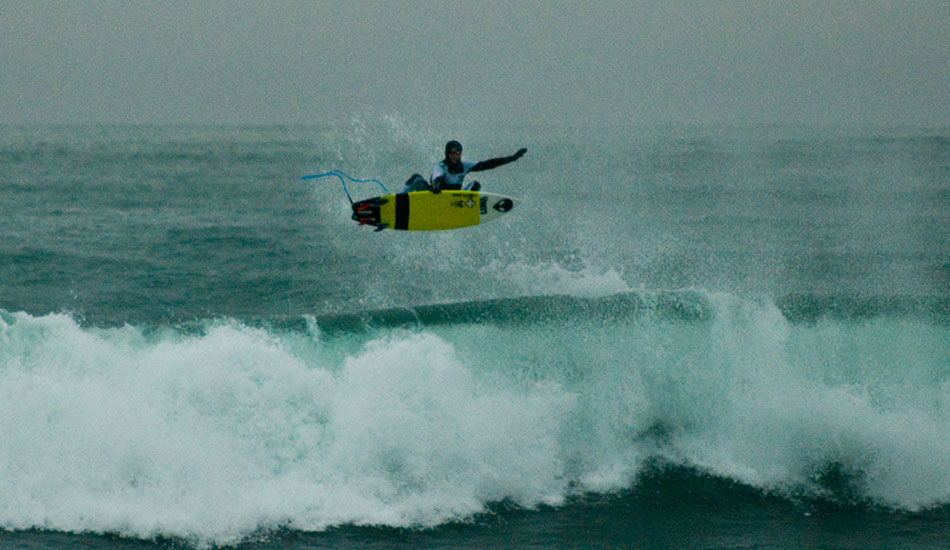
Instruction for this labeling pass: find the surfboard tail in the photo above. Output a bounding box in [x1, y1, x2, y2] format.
[351, 198, 386, 229]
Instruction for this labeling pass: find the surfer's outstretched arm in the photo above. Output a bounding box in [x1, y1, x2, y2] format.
[471, 148, 527, 172]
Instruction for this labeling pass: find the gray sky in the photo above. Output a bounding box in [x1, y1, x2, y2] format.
[2, 1, 948, 127]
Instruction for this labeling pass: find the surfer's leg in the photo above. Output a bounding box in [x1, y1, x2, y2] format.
[399, 173, 428, 193]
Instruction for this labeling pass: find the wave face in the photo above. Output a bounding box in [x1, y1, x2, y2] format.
[3, 292, 950, 545]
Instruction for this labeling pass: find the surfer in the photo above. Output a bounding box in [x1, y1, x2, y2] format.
[399, 140, 527, 193]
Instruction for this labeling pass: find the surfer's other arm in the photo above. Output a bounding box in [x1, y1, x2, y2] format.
[471, 148, 527, 172]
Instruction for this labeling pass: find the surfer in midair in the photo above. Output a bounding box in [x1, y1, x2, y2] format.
[400, 140, 527, 193]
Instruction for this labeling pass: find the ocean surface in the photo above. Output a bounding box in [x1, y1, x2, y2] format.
[1, 121, 949, 549]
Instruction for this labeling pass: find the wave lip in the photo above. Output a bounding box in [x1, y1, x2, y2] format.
[776, 293, 950, 323]
[307, 291, 950, 335]
[310, 291, 712, 335]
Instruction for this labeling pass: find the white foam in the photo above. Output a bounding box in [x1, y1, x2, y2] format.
[3, 300, 950, 545]
[0, 313, 578, 543]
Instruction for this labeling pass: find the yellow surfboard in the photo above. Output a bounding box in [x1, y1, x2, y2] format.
[351, 191, 519, 231]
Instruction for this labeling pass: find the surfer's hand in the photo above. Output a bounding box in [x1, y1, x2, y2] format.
[430, 186, 441, 194]
[514, 148, 527, 159]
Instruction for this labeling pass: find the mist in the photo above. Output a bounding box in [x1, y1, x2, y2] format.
[2, 1, 948, 127]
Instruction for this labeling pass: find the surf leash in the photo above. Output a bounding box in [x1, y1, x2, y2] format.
[301, 170, 389, 204]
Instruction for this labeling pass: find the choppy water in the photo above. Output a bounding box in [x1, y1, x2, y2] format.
[1, 121, 949, 548]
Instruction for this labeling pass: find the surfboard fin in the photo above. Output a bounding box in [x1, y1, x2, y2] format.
[374, 223, 389, 232]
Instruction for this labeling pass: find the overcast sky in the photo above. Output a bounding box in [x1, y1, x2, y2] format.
[2, 1, 948, 127]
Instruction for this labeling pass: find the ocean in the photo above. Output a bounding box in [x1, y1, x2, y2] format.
[1, 121, 948, 549]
